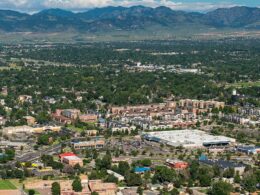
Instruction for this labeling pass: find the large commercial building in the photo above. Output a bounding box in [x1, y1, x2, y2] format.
[143, 130, 236, 148]
[2, 125, 62, 140]
[2, 125, 34, 137]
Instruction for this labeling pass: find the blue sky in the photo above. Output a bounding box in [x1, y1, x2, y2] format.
[0, 0, 259, 13]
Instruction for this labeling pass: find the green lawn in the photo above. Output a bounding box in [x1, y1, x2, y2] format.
[67, 125, 84, 132]
[0, 180, 17, 190]
[226, 80, 260, 88]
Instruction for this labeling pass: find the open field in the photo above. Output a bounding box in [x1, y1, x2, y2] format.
[226, 80, 260, 88]
[0, 28, 259, 43]
[0, 180, 17, 190]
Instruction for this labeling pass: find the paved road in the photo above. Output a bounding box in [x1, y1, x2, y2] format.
[7, 140, 71, 167]
[17, 144, 61, 161]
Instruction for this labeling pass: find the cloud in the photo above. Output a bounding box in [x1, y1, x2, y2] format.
[43, 0, 239, 12]
[0, 0, 242, 12]
[43, 0, 114, 9]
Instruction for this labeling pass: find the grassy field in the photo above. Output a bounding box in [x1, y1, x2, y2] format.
[0, 180, 17, 190]
[0, 28, 259, 43]
[226, 80, 260, 88]
[67, 125, 84, 132]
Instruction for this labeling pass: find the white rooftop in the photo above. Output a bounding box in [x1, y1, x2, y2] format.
[145, 129, 236, 148]
[63, 156, 82, 161]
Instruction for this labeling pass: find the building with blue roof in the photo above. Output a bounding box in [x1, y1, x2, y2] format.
[199, 159, 246, 175]
[134, 167, 151, 173]
[199, 154, 207, 161]
[237, 145, 260, 155]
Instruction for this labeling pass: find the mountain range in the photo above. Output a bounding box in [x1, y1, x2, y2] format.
[0, 6, 259, 32]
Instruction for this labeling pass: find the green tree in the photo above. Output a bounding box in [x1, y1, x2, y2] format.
[5, 148, 15, 160]
[137, 186, 143, 195]
[125, 173, 142, 186]
[140, 159, 152, 167]
[199, 174, 211, 187]
[95, 154, 111, 170]
[152, 166, 176, 183]
[28, 189, 35, 195]
[242, 174, 257, 192]
[197, 167, 213, 187]
[189, 160, 199, 180]
[37, 134, 51, 145]
[210, 181, 233, 195]
[13, 169, 24, 179]
[51, 182, 60, 195]
[169, 188, 179, 195]
[234, 171, 241, 183]
[72, 178, 83, 192]
[105, 174, 118, 183]
[223, 168, 235, 178]
[118, 161, 130, 176]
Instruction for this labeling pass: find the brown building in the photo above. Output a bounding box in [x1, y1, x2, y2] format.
[110, 99, 224, 118]
[86, 130, 98, 136]
[79, 114, 98, 123]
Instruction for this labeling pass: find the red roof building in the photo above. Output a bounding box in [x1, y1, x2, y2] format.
[59, 152, 77, 161]
[166, 159, 189, 169]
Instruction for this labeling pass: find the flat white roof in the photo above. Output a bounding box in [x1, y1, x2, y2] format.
[63, 156, 82, 161]
[144, 129, 236, 147]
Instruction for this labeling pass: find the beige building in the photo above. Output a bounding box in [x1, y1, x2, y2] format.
[62, 156, 83, 167]
[23, 116, 36, 126]
[33, 125, 61, 133]
[72, 140, 105, 150]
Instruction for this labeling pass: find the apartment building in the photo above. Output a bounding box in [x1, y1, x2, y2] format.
[110, 99, 225, 118]
[62, 109, 81, 119]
